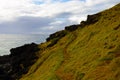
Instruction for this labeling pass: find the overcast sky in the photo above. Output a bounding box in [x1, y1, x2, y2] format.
[0, 0, 119, 34]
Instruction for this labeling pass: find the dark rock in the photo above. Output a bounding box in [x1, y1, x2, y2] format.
[46, 30, 67, 42]
[80, 21, 86, 27]
[86, 13, 101, 25]
[65, 24, 79, 31]
[9, 43, 40, 79]
[46, 30, 67, 47]
[0, 55, 12, 76]
[0, 55, 10, 64]
[47, 38, 58, 47]
[0, 43, 40, 79]
[0, 67, 13, 80]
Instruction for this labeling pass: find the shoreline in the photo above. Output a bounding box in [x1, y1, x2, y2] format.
[0, 43, 40, 79]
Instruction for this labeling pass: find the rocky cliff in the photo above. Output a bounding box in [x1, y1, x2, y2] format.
[0, 43, 39, 79]
[0, 3, 120, 80]
[20, 3, 120, 80]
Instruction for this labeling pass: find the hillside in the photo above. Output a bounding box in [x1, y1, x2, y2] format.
[6, 3, 119, 80]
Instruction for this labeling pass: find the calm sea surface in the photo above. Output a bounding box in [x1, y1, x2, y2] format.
[0, 34, 48, 56]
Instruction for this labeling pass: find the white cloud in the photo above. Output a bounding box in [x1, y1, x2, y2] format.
[69, 16, 86, 23]
[50, 21, 64, 25]
[0, 0, 119, 21]
[0, 0, 120, 33]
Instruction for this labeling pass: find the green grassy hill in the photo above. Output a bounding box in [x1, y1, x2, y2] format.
[20, 3, 120, 80]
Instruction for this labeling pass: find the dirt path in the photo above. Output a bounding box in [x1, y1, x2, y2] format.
[63, 32, 77, 61]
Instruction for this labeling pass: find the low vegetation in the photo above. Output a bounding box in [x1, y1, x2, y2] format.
[20, 3, 120, 80]
[2, 3, 120, 80]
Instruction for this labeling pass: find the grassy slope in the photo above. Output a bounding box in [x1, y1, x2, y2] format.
[20, 3, 120, 80]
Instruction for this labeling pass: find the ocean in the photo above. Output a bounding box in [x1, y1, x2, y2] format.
[0, 34, 48, 56]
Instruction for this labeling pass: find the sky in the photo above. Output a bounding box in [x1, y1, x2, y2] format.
[0, 0, 120, 34]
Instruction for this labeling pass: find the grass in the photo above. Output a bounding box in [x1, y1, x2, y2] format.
[20, 3, 120, 80]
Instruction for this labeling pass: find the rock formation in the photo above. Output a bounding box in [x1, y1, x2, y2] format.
[0, 43, 40, 79]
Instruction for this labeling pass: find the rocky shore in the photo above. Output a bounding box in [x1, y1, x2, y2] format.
[0, 43, 40, 80]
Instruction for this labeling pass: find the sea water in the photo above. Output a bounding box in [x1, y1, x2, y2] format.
[0, 34, 48, 56]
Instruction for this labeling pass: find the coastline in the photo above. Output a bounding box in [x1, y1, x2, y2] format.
[0, 43, 40, 79]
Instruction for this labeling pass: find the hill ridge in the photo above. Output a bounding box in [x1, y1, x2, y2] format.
[0, 3, 120, 80]
[19, 3, 120, 80]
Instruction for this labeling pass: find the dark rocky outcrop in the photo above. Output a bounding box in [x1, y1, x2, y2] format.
[10, 43, 40, 79]
[79, 21, 86, 27]
[46, 12, 102, 47]
[46, 30, 67, 47]
[0, 43, 40, 79]
[0, 67, 13, 80]
[0, 55, 12, 80]
[46, 30, 67, 42]
[65, 13, 101, 32]
[65, 24, 79, 31]
[86, 13, 101, 25]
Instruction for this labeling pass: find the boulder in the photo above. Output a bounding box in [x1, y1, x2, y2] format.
[86, 13, 101, 24]
[65, 24, 79, 31]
